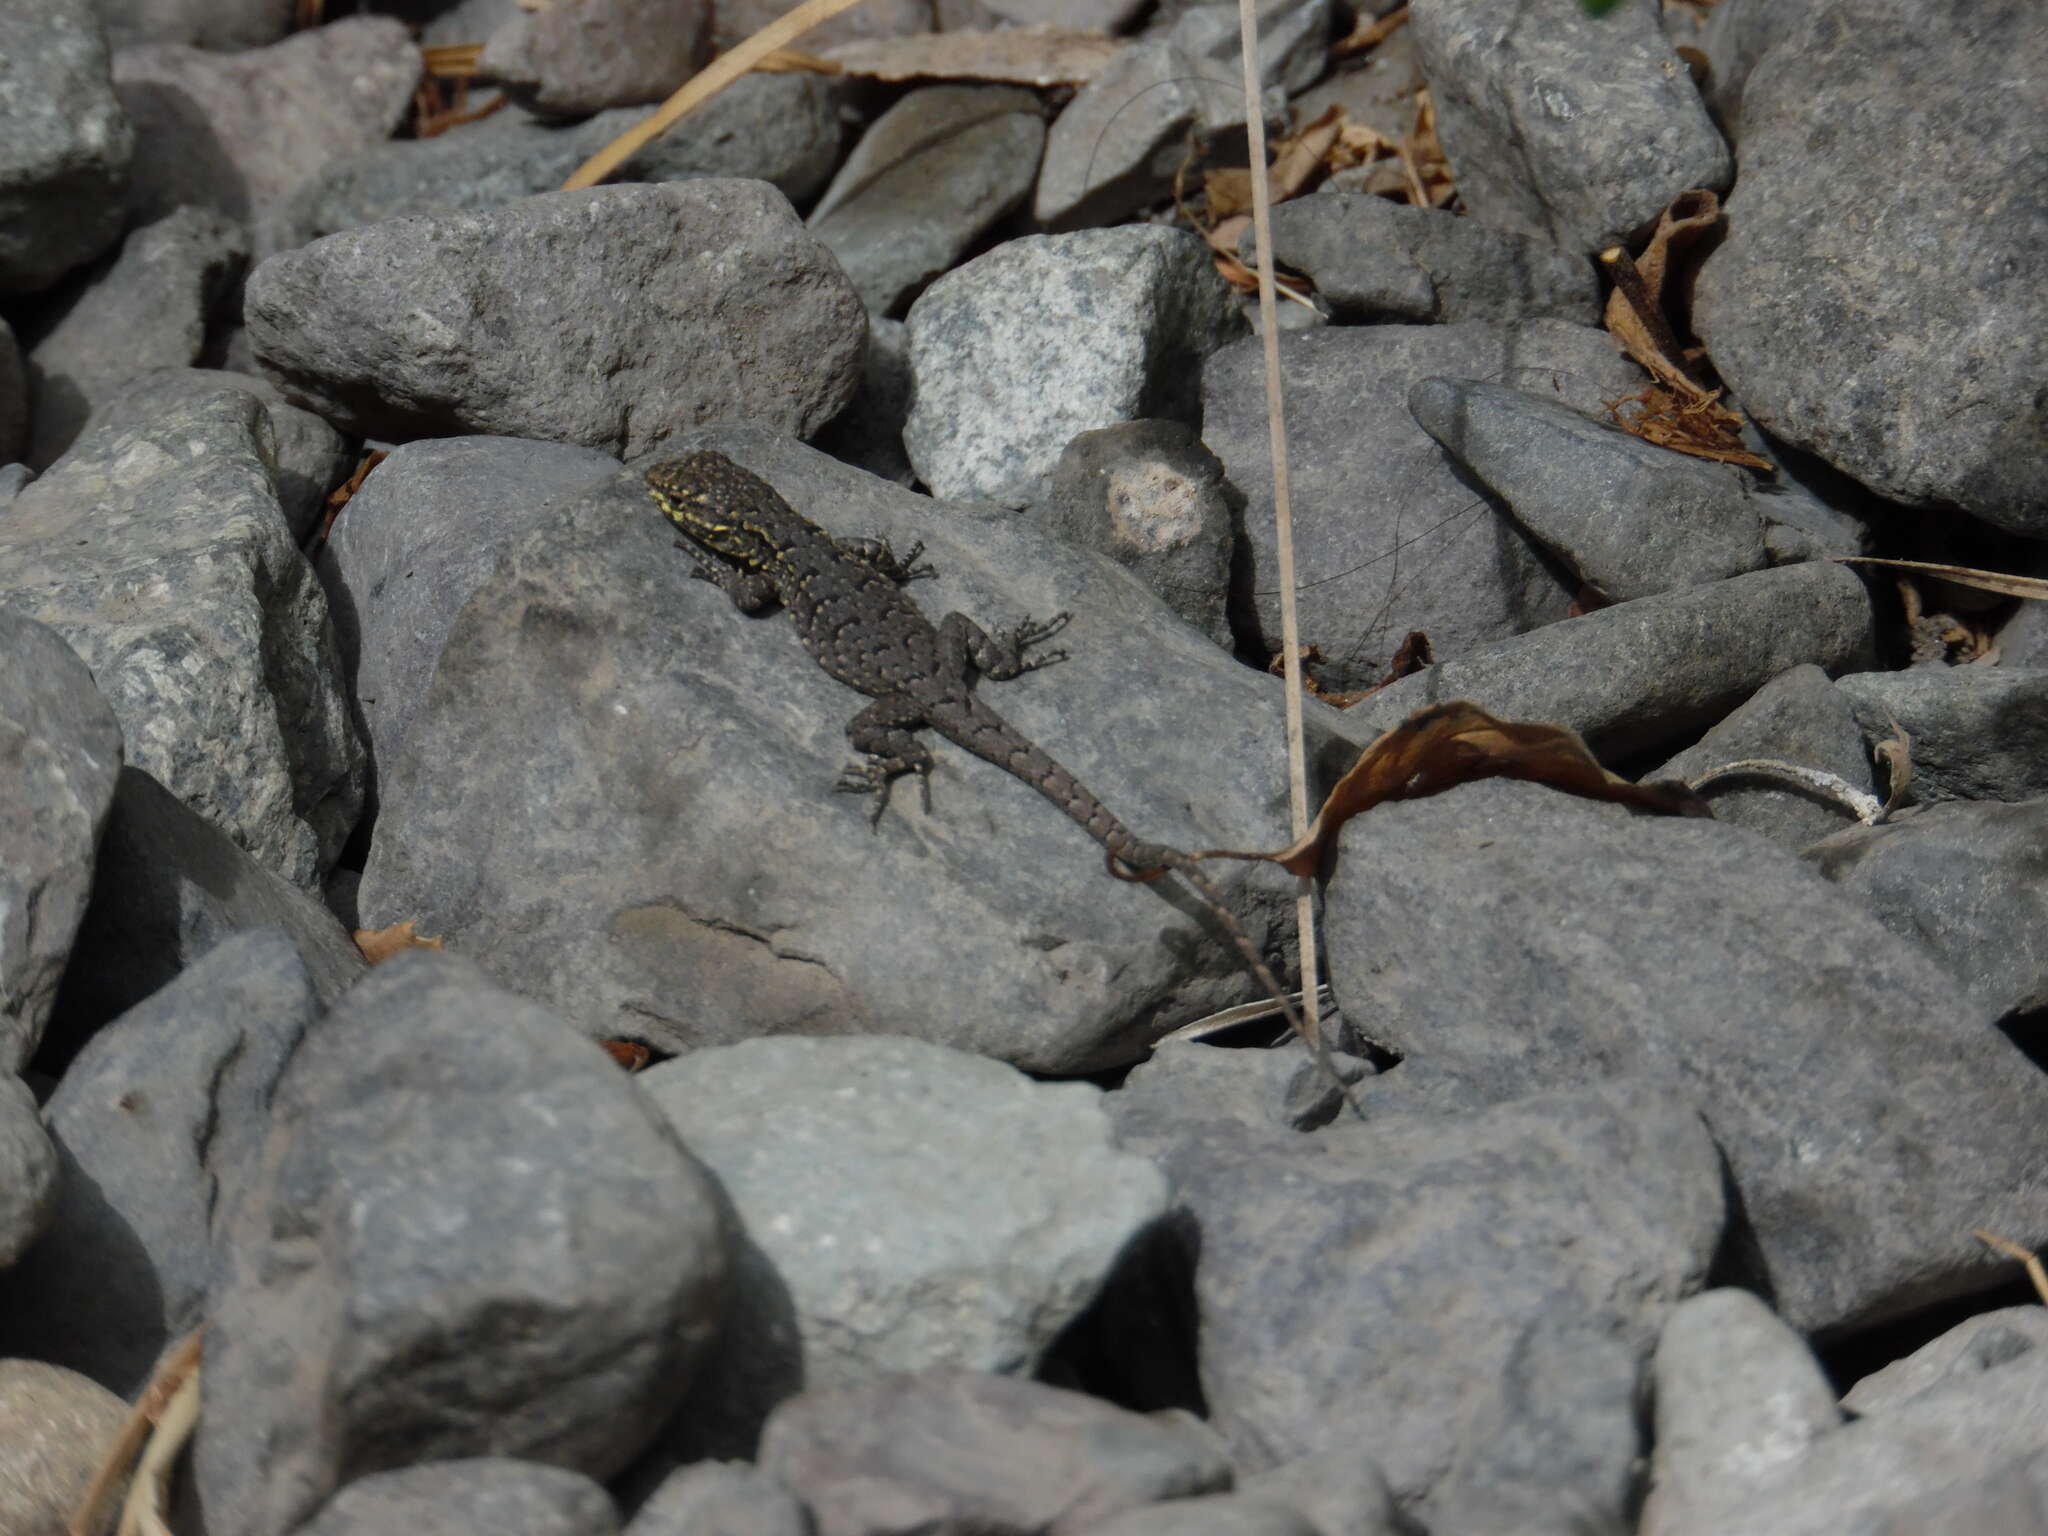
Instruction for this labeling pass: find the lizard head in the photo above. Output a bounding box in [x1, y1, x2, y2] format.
[645, 451, 789, 571]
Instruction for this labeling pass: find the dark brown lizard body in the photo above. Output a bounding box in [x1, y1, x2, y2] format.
[645, 450, 1305, 1037]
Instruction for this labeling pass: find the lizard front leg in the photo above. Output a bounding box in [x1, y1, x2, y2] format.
[672, 539, 780, 612]
[834, 692, 936, 825]
[840, 536, 935, 586]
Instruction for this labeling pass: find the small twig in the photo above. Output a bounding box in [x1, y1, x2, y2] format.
[116, 1365, 201, 1536]
[68, 1330, 204, 1536]
[1154, 983, 1338, 1047]
[1686, 758, 1886, 824]
[1973, 1231, 2048, 1306]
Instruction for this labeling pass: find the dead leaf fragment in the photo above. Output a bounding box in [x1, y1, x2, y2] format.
[1190, 700, 1711, 877]
[1833, 556, 2048, 604]
[354, 919, 445, 965]
[1333, 2, 1408, 59]
[822, 25, 1124, 86]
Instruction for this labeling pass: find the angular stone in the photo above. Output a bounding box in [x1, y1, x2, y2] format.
[1250, 193, 1599, 325]
[0, 928, 318, 1395]
[0, 0, 133, 292]
[1407, 375, 1769, 602]
[359, 432, 1324, 1075]
[194, 952, 733, 1536]
[0, 611, 122, 1071]
[1833, 668, 2048, 807]
[1202, 319, 1645, 692]
[25, 206, 246, 468]
[758, 1370, 1233, 1536]
[1691, 0, 2048, 534]
[248, 181, 864, 457]
[640, 1036, 1167, 1456]
[622, 1462, 811, 1536]
[296, 1460, 619, 1536]
[810, 85, 1045, 317]
[0, 386, 363, 883]
[95, 0, 298, 50]
[1843, 1308, 2048, 1419]
[1409, 0, 1730, 251]
[1807, 797, 2048, 1025]
[481, 0, 709, 116]
[0, 1073, 55, 1270]
[906, 227, 1244, 505]
[1321, 778, 2048, 1332]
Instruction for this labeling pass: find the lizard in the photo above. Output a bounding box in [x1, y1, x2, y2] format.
[644, 449, 1324, 1070]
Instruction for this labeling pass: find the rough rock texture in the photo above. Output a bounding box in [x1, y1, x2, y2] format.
[1203, 319, 1645, 692]
[1409, 0, 1730, 251]
[640, 1036, 1167, 1456]
[1336, 559, 1876, 760]
[95, 0, 296, 50]
[905, 227, 1244, 505]
[0, 611, 122, 1072]
[194, 952, 733, 1536]
[1833, 668, 2048, 806]
[480, 0, 709, 116]
[0, 386, 363, 884]
[1408, 375, 1770, 602]
[1110, 1072, 1724, 1529]
[315, 436, 621, 785]
[1322, 779, 2048, 1334]
[0, 1360, 129, 1536]
[0, 0, 133, 292]
[1844, 1308, 2048, 1418]
[0, 1073, 56, 1271]
[1249, 194, 1599, 325]
[113, 15, 420, 250]
[623, 1462, 812, 1536]
[1807, 797, 2048, 1025]
[296, 1460, 620, 1536]
[809, 85, 1046, 317]
[0, 929, 319, 1395]
[248, 181, 865, 457]
[1691, 0, 2048, 535]
[758, 1371, 1233, 1536]
[359, 431, 1325, 1075]
[24, 206, 247, 468]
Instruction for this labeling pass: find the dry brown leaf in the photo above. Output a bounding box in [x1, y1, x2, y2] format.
[601, 1039, 654, 1071]
[421, 42, 483, 78]
[1874, 709, 1914, 818]
[1398, 87, 1455, 207]
[1833, 556, 2048, 603]
[354, 919, 445, 965]
[1333, 2, 1408, 59]
[1188, 700, 1711, 877]
[753, 46, 842, 73]
[1605, 383, 1773, 469]
[1974, 1231, 2048, 1306]
[822, 25, 1124, 85]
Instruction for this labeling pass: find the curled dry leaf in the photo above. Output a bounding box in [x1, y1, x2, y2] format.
[354, 919, 445, 965]
[1191, 700, 1712, 878]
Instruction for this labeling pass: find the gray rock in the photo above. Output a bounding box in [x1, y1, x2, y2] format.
[248, 181, 864, 456]
[1233, 1452, 1405, 1536]
[1410, 0, 1729, 251]
[1250, 193, 1599, 326]
[757, 1370, 1234, 1536]
[640, 1036, 1166, 1455]
[1808, 798, 2048, 1025]
[1653, 664, 1878, 852]
[1990, 554, 2048, 668]
[1843, 1308, 2048, 1419]
[1641, 1289, 1842, 1536]
[24, 206, 247, 468]
[624, 1461, 812, 1536]
[1040, 420, 1234, 648]
[194, 951, 732, 1536]
[1833, 668, 2048, 807]
[1111, 1037, 1375, 1139]
[1033, 39, 1279, 231]
[0, 611, 122, 1072]
[281, 74, 843, 248]
[83, 367, 349, 540]
[0, 462, 32, 503]
[297, 1460, 619, 1536]
[906, 227, 1244, 506]
[1203, 318, 1644, 692]
[716, 0, 929, 50]
[0, 316, 23, 461]
[0, 0, 133, 293]
[315, 436, 620, 782]
[813, 316, 915, 487]
[95, 0, 296, 50]
[1408, 376, 1769, 602]
[113, 16, 420, 252]
[1108, 1076, 1722, 1527]
[1169, 0, 1333, 101]
[1320, 778, 2048, 1333]
[0, 1359, 129, 1536]
[1691, 0, 2047, 536]
[1694, 0, 1818, 144]
[359, 432, 1326, 1074]
[0, 386, 363, 884]
[809, 85, 1045, 318]
[0, 1073, 55, 1270]
[939, 0, 1146, 35]
[1291, 19, 1422, 140]
[0, 928, 317, 1394]
[44, 767, 363, 1046]
[1074, 1498, 1322, 1536]
[481, 0, 708, 117]
[1649, 1334, 2048, 1536]
[1339, 560, 1876, 760]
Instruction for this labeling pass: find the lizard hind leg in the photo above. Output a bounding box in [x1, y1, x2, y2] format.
[836, 693, 936, 826]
